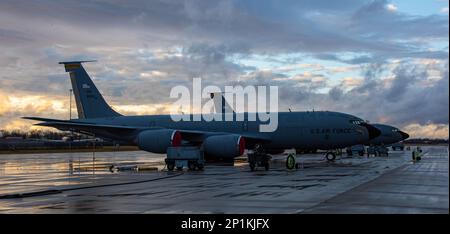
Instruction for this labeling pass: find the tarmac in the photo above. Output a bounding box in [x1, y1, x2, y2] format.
[0, 146, 447, 213]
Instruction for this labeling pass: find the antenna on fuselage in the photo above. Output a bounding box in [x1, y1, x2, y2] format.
[209, 92, 235, 114]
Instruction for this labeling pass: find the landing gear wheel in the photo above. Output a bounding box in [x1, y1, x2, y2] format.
[188, 162, 196, 171]
[176, 166, 183, 171]
[326, 152, 336, 161]
[286, 154, 296, 170]
[249, 163, 256, 171]
[264, 162, 270, 171]
[167, 163, 175, 171]
[197, 164, 204, 170]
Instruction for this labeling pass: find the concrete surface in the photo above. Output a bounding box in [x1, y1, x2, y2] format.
[0, 146, 447, 213]
[303, 146, 449, 213]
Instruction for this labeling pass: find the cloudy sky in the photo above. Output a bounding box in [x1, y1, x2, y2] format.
[0, 0, 448, 138]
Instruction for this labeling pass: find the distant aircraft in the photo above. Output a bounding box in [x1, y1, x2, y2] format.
[368, 123, 409, 145]
[24, 61, 381, 162]
[346, 123, 409, 156]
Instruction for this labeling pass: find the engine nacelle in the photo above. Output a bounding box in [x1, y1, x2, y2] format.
[203, 135, 245, 158]
[136, 129, 181, 154]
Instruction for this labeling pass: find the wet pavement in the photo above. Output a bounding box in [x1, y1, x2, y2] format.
[0, 146, 447, 213]
[303, 146, 449, 214]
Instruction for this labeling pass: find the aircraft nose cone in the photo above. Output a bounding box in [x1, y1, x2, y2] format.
[399, 131, 409, 140]
[361, 123, 381, 140]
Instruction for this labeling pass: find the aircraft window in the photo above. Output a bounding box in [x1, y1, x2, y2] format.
[350, 120, 364, 125]
[392, 129, 399, 132]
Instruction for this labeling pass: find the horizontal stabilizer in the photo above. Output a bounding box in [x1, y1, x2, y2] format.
[58, 60, 96, 72]
[22, 116, 83, 123]
[58, 60, 97, 64]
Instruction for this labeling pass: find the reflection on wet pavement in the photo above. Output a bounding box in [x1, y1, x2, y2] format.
[0, 146, 447, 213]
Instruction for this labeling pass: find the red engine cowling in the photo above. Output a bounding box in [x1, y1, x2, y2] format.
[136, 129, 181, 153]
[203, 135, 245, 158]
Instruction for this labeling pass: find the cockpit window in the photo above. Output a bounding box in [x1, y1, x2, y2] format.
[392, 129, 399, 132]
[350, 120, 364, 125]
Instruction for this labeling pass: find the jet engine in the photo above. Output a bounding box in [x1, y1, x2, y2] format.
[203, 135, 245, 158]
[136, 129, 182, 153]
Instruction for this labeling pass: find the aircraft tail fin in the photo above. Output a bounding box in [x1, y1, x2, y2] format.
[59, 61, 121, 119]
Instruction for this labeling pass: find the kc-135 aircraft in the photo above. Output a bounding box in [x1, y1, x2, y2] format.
[369, 124, 409, 145]
[210, 93, 409, 155]
[24, 61, 382, 162]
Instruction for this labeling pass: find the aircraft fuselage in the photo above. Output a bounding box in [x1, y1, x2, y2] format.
[70, 111, 376, 150]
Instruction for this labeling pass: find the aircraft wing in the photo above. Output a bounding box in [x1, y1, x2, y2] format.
[32, 121, 139, 133]
[27, 119, 150, 143]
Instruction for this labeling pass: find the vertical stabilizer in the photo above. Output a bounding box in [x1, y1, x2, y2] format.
[59, 61, 121, 119]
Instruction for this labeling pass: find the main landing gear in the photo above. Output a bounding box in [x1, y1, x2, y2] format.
[325, 151, 336, 162]
[247, 145, 271, 171]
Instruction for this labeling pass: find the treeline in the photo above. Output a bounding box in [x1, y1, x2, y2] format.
[0, 129, 90, 140]
[404, 138, 449, 145]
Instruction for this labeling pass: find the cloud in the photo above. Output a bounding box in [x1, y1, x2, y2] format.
[403, 123, 449, 139]
[441, 7, 449, 14]
[1, 0, 447, 57]
[291, 73, 329, 90]
[341, 77, 363, 88]
[139, 70, 168, 79]
[114, 104, 172, 115]
[0, 0, 448, 138]
[324, 59, 449, 130]
[386, 3, 397, 12]
[0, 92, 10, 116]
[0, 90, 71, 132]
[2, 120, 41, 131]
